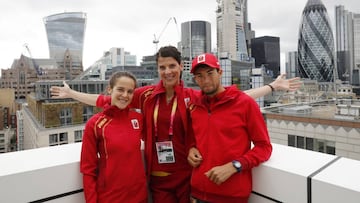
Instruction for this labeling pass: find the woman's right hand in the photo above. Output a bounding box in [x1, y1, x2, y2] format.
[50, 81, 71, 99]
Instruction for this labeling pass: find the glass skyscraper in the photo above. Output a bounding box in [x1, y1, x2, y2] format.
[335, 5, 354, 82]
[181, 21, 211, 61]
[353, 14, 360, 85]
[44, 12, 86, 76]
[298, 0, 335, 82]
[286, 51, 299, 79]
[251, 36, 280, 78]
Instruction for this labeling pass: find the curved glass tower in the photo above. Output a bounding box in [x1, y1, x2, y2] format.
[298, 0, 335, 82]
[44, 12, 86, 75]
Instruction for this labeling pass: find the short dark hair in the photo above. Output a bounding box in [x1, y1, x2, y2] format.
[155, 46, 182, 65]
[108, 71, 137, 89]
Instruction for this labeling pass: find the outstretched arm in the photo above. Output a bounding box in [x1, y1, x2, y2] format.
[50, 81, 99, 106]
[244, 74, 302, 99]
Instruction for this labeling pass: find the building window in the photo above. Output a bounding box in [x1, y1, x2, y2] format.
[306, 137, 314, 150]
[317, 140, 325, 153]
[288, 134, 336, 155]
[288, 135, 295, 147]
[20, 71, 25, 84]
[88, 84, 96, 93]
[83, 106, 93, 122]
[49, 133, 68, 146]
[326, 145, 336, 155]
[74, 130, 83, 142]
[49, 134, 58, 146]
[296, 136, 305, 149]
[11, 114, 16, 128]
[59, 133, 68, 145]
[60, 108, 72, 126]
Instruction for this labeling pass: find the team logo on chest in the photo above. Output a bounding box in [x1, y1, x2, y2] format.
[131, 119, 140, 129]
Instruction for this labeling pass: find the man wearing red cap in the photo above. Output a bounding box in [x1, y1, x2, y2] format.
[187, 53, 272, 203]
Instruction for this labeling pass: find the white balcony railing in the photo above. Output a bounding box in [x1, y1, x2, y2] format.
[1, 143, 360, 203]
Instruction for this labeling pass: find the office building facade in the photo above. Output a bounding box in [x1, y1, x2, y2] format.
[181, 21, 211, 60]
[251, 36, 280, 78]
[298, 0, 335, 82]
[286, 51, 299, 79]
[219, 58, 253, 90]
[263, 100, 360, 161]
[353, 14, 360, 85]
[78, 47, 137, 80]
[335, 6, 360, 85]
[335, 5, 354, 82]
[19, 80, 106, 150]
[0, 55, 66, 99]
[44, 12, 86, 79]
[216, 0, 249, 60]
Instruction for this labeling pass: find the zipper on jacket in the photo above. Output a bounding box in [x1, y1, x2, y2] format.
[202, 108, 211, 201]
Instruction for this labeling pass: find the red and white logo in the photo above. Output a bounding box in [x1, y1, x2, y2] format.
[197, 54, 206, 63]
[131, 119, 140, 129]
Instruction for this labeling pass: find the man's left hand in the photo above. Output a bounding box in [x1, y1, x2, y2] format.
[204, 162, 237, 185]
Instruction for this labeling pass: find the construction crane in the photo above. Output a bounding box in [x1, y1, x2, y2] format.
[23, 43, 42, 75]
[153, 17, 180, 53]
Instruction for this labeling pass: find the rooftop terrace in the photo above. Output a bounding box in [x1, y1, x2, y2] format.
[0, 143, 359, 202]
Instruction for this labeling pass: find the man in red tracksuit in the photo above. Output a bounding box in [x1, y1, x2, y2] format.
[187, 53, 273, 203]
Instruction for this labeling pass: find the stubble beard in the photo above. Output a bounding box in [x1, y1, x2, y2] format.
[203, 87, 217, 97]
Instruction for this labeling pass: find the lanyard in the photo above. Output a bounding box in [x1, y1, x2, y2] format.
[153, 95, 177, 141]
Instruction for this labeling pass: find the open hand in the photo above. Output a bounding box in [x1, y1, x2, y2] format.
[50, 81, 71, 99]
[270, 74, 302, 92]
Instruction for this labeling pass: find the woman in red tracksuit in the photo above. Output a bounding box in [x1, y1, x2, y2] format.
[96, 46, 198, 203]
[80, 71, 147, 203]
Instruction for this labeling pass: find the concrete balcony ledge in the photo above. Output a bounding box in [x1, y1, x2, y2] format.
[250, 144, 360, 203]
[0, 143, 84, 203]
[1, 143, 360, 203]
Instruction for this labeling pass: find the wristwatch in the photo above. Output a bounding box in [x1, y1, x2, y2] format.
[232, 160, 242, 173]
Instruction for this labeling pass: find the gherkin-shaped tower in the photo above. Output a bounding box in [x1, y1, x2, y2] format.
[298, 0, 335, 82]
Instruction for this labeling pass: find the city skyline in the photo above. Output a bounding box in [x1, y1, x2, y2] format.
[0, 0, 359, 71]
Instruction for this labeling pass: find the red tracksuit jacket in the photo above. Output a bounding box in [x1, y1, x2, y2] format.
[97, 81, 198, 177]
[80, 105, 147, 203]
[188, 85, 272, 202]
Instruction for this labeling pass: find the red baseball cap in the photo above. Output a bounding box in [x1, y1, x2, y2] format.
[191, 53, 220, 73]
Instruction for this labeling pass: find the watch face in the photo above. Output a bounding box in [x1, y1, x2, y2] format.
[233, 160, 241, 170]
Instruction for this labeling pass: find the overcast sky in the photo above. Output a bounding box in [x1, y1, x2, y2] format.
[0, 0, 359, 71]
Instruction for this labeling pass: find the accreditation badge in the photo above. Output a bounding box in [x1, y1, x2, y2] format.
[155, 141, 175, 163]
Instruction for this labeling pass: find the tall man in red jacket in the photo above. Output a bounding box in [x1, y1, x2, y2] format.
[187, 53, 272, 203]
